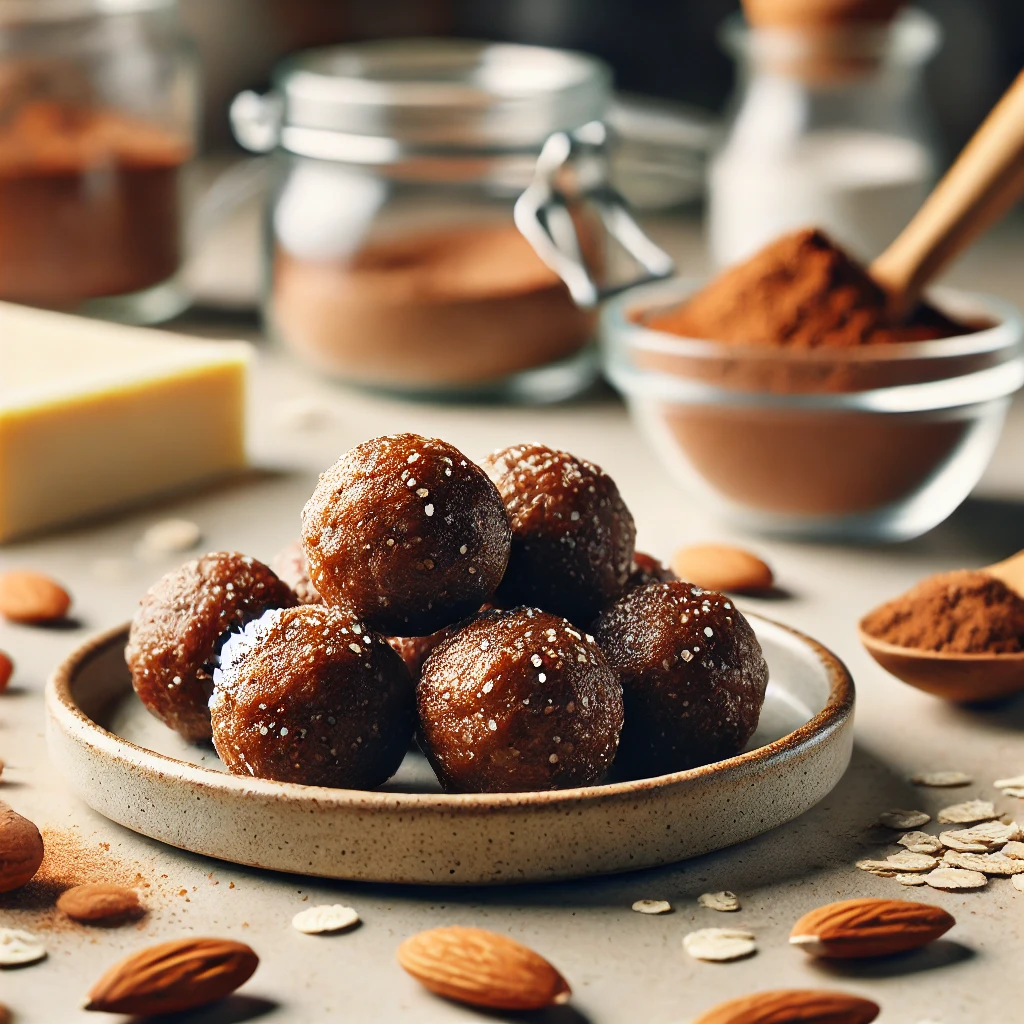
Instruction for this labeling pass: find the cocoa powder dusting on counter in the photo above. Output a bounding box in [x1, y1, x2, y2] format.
[643, 228, 969, 347]
[0, 826, 155, 932]
[862, 570, 1024, 654]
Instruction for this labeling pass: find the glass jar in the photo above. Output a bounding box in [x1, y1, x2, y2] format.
[708, 9, 941, 267]
[232, 39, 672, 402]
[0, 0, 197, 323]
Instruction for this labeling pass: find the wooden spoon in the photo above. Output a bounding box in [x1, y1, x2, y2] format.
[859, 551, 1024, 702]
[871, 68, 1024, 321]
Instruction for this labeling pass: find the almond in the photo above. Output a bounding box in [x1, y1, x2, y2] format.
[693, 988, 880, 1024]
[790, 898, 954, 959]
[57, 883, 145, 925]
[671, 544, 774, 594]
[397, 926, 570, 1011]
[84, 937, 258, 1015]
[0, 651, 12, 692]
[0, 807, 44, 893]
[0, 571, 71, 624]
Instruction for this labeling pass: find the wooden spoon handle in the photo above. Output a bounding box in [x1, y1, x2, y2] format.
[870, 68, 1024, 321]
[985, 549, 1024, 598]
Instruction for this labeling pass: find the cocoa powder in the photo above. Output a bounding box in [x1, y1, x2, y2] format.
[862, 570, 1024, 654]
[0, 100, 190, 307]
[272, 222, 596, 389]
[643, 228, 968, 348]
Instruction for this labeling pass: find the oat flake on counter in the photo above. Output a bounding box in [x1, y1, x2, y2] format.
[898, 831, 944, 855]
[683, 927, 756, 962]
[995, 775, 1024, 790]
[936, 800, 998, 825]
[291, 904, 360, 934]
[1002, 787, 1024, 799]
[138, 518, 202, 556]
[632, 900, 672, 915]
[1013, 875, 1024, 893]
[0, 928, 46, 966]
[698, 891, 740, 912]
[924, 867, 988, 891]
[895, 873, 928, 886]
[878, 809, 930, 829]
[911, 771, 973, 788]
[939, 821, 1022, 852]
[1001, 841, 1024, 860]
[942, 850, 1024, 876]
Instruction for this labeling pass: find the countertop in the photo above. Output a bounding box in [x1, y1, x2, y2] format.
[2, 216, 1023, 1023]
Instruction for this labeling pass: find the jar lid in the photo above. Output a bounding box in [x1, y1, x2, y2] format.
[270, 38, 612, 153]
[0, 0, 171, 22]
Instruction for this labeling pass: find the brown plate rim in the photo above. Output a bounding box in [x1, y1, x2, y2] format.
[47, 613, 855, 811]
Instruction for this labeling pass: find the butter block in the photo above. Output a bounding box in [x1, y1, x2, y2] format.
[0, 302, 250, 542]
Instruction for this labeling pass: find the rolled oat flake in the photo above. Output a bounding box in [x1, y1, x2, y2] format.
[0, 928, 46, 966]
[936, 800, 998, 825]
[292, 904, 360, 934]
[898, 831, 943, 855]
[911, 770, 972, 787]
[878, 809, 930, 829]
[682, 927, 756, 962]
[924, 867, 988, 891]
[632, 899, 672, 915]
[698, 891, 740, 912]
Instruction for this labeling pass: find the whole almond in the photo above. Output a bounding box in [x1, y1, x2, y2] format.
[85, 937, 258, 1015]
[671, 544, 774, 594]
[0, 571, 71, 624]
[790, 898, 954, 959]
[0, 651, 12, 692]
[0, 1004, 10, 1024]
[57, 883, 145, 925]
[397, 926, 570, 1010]
[0, 807, 44, 892]
[693, 988, 880, 1024]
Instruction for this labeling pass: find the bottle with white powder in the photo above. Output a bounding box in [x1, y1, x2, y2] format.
[709, 8, 941, 266]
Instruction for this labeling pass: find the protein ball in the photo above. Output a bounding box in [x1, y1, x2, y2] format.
[594, 581, 768, 778]
[210, 605, 414, 788]
[271, 539, 323, 605]
[417, 607, 623, 793]
[125, 552, 297, 742]
[301, 434, 511, 636]
[482, 443, 636, 626]
[626, 551, 677, 591]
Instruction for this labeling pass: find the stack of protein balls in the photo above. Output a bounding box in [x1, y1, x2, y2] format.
[125, 435, 769, 794]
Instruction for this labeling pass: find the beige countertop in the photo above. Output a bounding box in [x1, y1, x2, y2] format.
[1, 219, 1023, 1022]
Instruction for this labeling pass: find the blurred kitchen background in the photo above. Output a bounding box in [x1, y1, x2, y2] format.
[188, 0, 1021, 157]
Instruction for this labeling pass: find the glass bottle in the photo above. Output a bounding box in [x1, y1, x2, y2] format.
[231, 39, 672, 402]
[708, 8, 942, 266]
[0, 0, 198, 323]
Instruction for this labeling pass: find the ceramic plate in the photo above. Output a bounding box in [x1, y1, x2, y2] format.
[45, 613, 854, 885]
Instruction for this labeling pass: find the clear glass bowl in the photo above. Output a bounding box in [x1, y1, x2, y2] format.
[601, 279, 1024, 542]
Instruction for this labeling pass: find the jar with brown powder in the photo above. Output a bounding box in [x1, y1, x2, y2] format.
[0, 0, 196, 323]
[231, 39, 672, 401]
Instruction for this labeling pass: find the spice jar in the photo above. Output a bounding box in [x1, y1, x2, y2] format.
[0, 0, 197, 323]
[708, 8, 941, 266]
[231, 39, 672, 401]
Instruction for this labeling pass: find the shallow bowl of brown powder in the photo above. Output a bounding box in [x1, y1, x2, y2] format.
[601, 269, 1023, 543]
[858, 569, 1024, 702]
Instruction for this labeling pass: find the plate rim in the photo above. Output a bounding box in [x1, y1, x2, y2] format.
[46, 612, 854, 811]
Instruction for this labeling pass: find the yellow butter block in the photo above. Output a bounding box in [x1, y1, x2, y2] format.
[0, 302, 251, 542]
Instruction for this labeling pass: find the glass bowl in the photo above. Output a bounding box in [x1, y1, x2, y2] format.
[601, 278, 1024, 543]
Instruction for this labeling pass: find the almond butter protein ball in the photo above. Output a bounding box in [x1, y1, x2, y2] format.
[125, 552, 297, 742]
[594, 581, 769, 778]
[417, 607, 623, 793]
[482, 443, 636, 626]
[210, 604, 414, 788]
[301, 434, 511, 636]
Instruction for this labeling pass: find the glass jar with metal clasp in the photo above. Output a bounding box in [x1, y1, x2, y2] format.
[231, 39, 673, 402]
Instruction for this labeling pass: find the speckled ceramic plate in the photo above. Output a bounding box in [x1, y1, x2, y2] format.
[45, 613, 854, 885]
